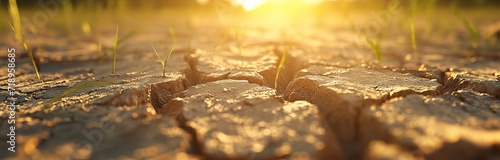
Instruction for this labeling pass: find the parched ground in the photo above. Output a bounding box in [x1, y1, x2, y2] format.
[1, 8, 500, 160]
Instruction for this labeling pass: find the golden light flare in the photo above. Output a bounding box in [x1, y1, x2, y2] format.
[231, 0, 328, 11]
[235, 0, 267, 11]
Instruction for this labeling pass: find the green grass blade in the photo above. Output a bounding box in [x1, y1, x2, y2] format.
[410, 18, 417, 54]
[117, 29, 138, 46]
[164, 44, 175, 65]
[156, 27, 178, 77]
[165, 28, 177, 65]
[462, 19, 479, 48]
[162, 44, 176, 77]
[44, 81, 111, 109]
[410, 0, 417, 57]
[8, 0, 23, 43]
[150, 43, 163, 65]
[23, 43, 41, 80]
[168, 27, 177, 45]
[112, 25, 118, 74]
[453, 4, 480, 49]
[62, 0, 73, 36]
[7, 20, 15, 32]
[275, 48, 287, 90]
[9, 0, 41, 80]
[362, 34, 382, 63]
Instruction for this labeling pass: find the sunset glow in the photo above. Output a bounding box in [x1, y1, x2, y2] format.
[232, 0, 326, 11]
[5, 0, 498, 159]
[235, 0, 268, 11]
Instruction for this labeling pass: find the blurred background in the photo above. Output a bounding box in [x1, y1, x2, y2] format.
[1, 0, 499, 64]
[2, 0, 500, 10]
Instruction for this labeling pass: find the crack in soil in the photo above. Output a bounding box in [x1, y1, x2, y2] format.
[273, 46, 304, 95]
[176, 119, 205, 156]
[156, 48, 319, 159]
[282, 63, 447, 159]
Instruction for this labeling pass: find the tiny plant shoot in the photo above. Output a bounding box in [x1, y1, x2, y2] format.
[8, 0, 22, 43]
[151, 27, 177, 77]
[44, 81, 111, 109]
[275, 47, 287, 90]
[24, 43, 41, 80]
[111, 26, 138, 74]
[453, 4, 480, 49]
[62, 0, 73, 36]
[151, 44, 174, 77]
[410, 0, 417, 59]
[151, 44, 163, 75]
[361, 34, 382, 63]
[8, 0, 41, 80]
[112, 25, 119, 74]
[169, 27, 178, 46]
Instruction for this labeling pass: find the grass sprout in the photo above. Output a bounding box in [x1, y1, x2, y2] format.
[361, 34, 382, 63]
[9, 0, 41, 80]
[7, 20, 15, 32]
[8, 0, 22, 43]
[151, 44, 174, 77]
[410, 0, 418, 59]
[275, 47, 287, 90]
[44, 81, 111, 109]
[62, 0, 73, 36]
[410, 18, 417, 53]
[112, 25, 138, 74]
[453, 4, 480, 49]
[112, 25, 119, 74]
[168, 27, 177, 45]
[151, 27, 177, 77]
[23, 43, 41, 80]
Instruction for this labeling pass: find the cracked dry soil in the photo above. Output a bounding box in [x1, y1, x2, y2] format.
[1, 18, 500, 160]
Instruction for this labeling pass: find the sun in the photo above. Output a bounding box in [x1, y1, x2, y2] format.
[232, 0, 326, 11]
[234, 0, 268, 11]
